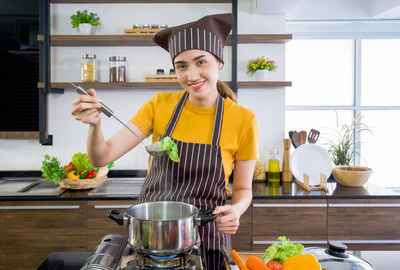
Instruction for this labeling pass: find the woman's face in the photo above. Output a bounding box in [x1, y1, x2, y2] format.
[174, 49, 222, 101]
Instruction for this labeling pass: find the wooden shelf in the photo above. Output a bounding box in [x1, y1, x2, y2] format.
[38, 81, 292, 89]
[0, 132, 39, 139]
[51, 0, 231, 2]
[37, 34, 292, 46]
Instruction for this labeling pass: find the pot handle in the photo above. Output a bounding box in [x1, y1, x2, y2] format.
[195, 209, 218, 226]
[107, 209, 126, 226]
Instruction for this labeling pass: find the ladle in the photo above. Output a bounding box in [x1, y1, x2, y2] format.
[70, 83, 168, 157]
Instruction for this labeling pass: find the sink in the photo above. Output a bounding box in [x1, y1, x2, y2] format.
[0, 177, 64, 196]
[88, 177, 145, 196]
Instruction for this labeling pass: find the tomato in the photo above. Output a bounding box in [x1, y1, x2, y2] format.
[266, 261, 284, 270]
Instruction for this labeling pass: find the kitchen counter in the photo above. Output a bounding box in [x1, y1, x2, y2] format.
[0, 174, 399, 201]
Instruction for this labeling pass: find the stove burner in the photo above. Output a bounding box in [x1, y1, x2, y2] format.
[147, 254, 178, 260]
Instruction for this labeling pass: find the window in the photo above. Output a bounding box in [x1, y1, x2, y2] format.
[286, 38, 400, 187]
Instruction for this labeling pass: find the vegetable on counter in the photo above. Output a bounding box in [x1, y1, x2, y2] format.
[283, 254, 321, 270]
[156, 136, 180, 162]
[246, 256, 272, 270]
[231, 249, 249, 270]
[262, 236, 304, 263]
[266, 261, 284, 270]
[66, 170, 79, 179]
[71, 152, 92, 172]
[41, 154, 67, 184]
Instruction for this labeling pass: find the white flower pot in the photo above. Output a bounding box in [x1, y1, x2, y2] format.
[79, 23, 93, 35]
[255, 70, 270, 81]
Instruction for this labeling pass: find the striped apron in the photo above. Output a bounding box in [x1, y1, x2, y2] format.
[138, 91, 230, 269]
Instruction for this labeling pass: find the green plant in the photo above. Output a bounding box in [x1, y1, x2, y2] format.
[247, 56, 277, 74]
[70, 10, 100, 28]
[41, 154, 67, 184]
[325, 113, 372, 166]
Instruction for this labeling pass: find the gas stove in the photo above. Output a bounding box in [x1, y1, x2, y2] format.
[81, 234, 204, 270]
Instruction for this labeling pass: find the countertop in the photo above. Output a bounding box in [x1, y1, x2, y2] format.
[1, 176, 399, 201]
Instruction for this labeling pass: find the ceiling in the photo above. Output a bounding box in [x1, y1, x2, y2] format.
[253, 0, 400, 21]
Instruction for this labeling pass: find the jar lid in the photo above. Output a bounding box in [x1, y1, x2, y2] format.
[109, 56, 127, 61]
[169, 68, 175, 74]
[156, 69, 165, 73]
[82, 54, 96, 59]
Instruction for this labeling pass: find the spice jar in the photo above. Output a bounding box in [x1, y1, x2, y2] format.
[160, 24, 168, 29]
[151, 24, 160, 29]
[109, 56, 127, 82]
[253, 154, 267, 181]
[169, 68, 175, 75]
[132, 24, 141, 29]
[81, 54, 97, 82]
[156, 69, 164, 75]
[141, 24, 150, 29]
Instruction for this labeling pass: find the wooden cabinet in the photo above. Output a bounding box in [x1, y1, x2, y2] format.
[86, 200, 136, 250]
[0, 202, 4, 270]
[231, 204, 251, 251]
[3, 201, 86, 270]
[251, 199, 327, 251]
[327, 199, 400, 250]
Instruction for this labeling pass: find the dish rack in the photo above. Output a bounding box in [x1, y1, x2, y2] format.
[295, 173, 328, 192]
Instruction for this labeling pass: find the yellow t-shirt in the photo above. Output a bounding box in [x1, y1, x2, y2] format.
[130, 91, 259, 193]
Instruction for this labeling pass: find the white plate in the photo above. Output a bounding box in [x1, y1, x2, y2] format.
[290, 144, 333, 185]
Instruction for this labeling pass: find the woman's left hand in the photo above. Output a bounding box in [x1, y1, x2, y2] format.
[213, 205, 240, 235]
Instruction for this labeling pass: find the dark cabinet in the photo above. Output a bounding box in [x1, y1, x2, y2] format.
[3, 201, 86, 270]
[231, 204, 251, 251]
[86, 200, 136, 250]
[327, 199, 400, 250]
[251, 199, 327, 251]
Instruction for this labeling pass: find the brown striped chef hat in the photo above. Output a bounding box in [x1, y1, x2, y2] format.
[153, 13, 233, 64]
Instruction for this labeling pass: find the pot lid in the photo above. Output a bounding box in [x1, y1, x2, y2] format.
[303, 242, 374, 270]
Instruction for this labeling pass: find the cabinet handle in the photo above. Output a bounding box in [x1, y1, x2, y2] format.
[253, 240, 327, 245]
[332, 240, 400, 244]
[94, 205, 131, 209]
[253, 204, 326, 207]
[329, 204, 400, 207]
[3, 205, 80, 210]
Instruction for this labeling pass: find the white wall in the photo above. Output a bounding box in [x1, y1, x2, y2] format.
[0, 0, 287, 170]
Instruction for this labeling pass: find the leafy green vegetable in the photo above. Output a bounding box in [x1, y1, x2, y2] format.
[262, 236, 304, 263]
[41, 154, 67, 184]
[156, 136, 180, 162]
[71, 152, 93, 172]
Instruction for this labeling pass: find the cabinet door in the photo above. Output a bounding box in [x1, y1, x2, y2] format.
[230, 202, 251, 251]
[0, 202, 4, 270]
[252, 199, 327, 251]
[87, 200, 136, 250]
[328, 199, 400, 250]
[4, 201, 86, 270]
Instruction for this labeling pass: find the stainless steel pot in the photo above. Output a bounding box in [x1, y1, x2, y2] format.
[107, 201, 217, 256]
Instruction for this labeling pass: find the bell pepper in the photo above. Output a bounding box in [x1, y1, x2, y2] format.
[66, 170, 79, 179]
[64, 163, 75, 172]
[85, 170, 97, 179]
[80, 169, 89, 179]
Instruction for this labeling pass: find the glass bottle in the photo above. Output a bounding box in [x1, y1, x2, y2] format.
[109, 56, 127, 82]
[268, 146, 280, 186]
[253, 153, 267, 181]
[81, 54, 97, 82]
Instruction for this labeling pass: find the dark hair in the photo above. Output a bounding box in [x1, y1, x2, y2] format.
[217, 80, 237, 103]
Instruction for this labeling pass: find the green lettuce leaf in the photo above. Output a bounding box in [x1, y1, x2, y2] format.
[71, 152, 93, 172]
[261, 236, 304, 263]
[156, 136, 180, 162]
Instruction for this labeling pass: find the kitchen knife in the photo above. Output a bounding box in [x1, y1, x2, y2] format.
[221, 246, 240, 270]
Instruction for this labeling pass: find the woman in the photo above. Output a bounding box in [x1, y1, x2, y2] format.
[71, 13, 259, 270]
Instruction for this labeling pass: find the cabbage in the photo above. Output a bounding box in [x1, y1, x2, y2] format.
[262, 236, 304, 263]
[156, 136, 180, 162]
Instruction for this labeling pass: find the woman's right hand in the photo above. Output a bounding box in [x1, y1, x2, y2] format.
[71, 88, 103, 126]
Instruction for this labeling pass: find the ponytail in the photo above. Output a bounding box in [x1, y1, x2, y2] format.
[217, 80, 237, 103]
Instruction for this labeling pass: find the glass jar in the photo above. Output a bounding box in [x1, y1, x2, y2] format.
[160, 24, 168, 29]
[81, 54, 97, 82]
[156, 69, 164, 75]
[132, 24, 141, 29]
[253, 154, 266, 181]
[268, 146, 280, 186]
[109, 56, 127, 82]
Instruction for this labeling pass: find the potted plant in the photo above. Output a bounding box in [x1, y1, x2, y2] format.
[325, 113, 373, 187]
[70, 10, 100, 35]
[246, 56, 277, 81]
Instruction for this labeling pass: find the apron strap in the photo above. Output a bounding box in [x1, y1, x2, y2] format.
[163, 91, 224, 147]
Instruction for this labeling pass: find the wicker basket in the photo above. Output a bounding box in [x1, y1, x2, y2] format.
[59, 174, 107, 189]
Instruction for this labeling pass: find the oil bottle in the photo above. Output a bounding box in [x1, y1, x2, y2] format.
[268, 146, 280, 187]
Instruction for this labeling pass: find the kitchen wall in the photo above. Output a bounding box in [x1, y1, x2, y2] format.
[0, 0, 287, 170]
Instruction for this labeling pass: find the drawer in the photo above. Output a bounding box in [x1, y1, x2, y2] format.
[252, 200, 327, 236]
